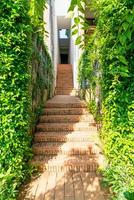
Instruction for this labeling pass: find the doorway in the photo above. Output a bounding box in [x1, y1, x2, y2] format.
[60, 54, 68, 64]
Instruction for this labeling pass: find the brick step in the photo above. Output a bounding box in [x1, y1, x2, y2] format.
[56, 89, 74, 92]
[33, 142, 101, 155]
[56, 88, 73, 90]
[56, 91, 74, 95]
[57, 81, 73, 83]
[57, 79, 73, 81]
[56, 83, 73, 85]
[56, 88, 74, 90]
[57, 75, 73, 77]
[57, 68, 72, 71]
[57, 77, 72, 79]
[32, 154, 100, 161]
[36, 122, 97, 132]
[56, 86, 73, 88]
[31, 155, 102, 172]
[56, 85, 73, 88]
[45, 103, 86, 108]
[43, 108, 88, 115]
[39, 114, 94, 123]
[57, 69, 72, 71]
[56, 79, 73, 81]
[34, 131, 99, 142]
[57, 68, 72, 70]
[56, 91, 74, 94]
[56, 81, 73, 83]
[57, 78, 73, 80]
[57, 71, 72, 73]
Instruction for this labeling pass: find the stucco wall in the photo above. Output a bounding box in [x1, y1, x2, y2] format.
[44, 0, 59, 91]
[69, 11, 83, 89]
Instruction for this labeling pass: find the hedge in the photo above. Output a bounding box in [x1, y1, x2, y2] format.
[0, 0, 32, 198]
[94, 0, 134, 199]
[0, 0, 53, 199]
[76, 0, 134, 199]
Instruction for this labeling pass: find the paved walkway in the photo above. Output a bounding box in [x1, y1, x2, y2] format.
[20, 171, 109, 200]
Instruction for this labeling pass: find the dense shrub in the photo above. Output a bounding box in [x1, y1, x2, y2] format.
[93, 0, 134, 199]
[0, 0, 53, 199]
[0, 1, 32, 199]
[70, 0, 134, 199]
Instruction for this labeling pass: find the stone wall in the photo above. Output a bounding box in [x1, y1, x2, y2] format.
[31, 33, 54, 126]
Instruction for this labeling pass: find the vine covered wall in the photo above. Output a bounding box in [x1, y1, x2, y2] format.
[69, 0, 134, 199]
[0, 0, 53, 199]
[94, 1, 134, 199]
[78, 37, 102, 123]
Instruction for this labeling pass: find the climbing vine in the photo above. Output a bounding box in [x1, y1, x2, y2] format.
[0, 1, 32, 199]
[0, 0, 53, 199]
[30, 0, 54, 124]
[94, 1, 134, 199]
[68, 0, 91, 47]
[70, 0, 134, 199]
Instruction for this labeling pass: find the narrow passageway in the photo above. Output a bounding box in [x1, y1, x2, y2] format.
[55, 64, 74, 95]
[20, 64, 109, 200]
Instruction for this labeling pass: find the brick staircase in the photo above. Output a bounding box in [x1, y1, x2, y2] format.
[55, 64, 74, 95]
[32, 95, 104, 172]
[20, 65, 109, 200]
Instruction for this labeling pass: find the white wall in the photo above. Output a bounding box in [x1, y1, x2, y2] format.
[44, 0, 83, 91]
[69, 10, 83, 89]
[70, 33, 78, 89]
[44, 0, 59, 90]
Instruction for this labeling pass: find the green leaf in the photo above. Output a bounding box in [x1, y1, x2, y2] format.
[71, 24, 77, 29]
[75, 36, 81, 45]
[72, 29, 78, 35]
[119, 56, 128, 65]
[127, 31, 132, 40]
[68, 0, 77, 12]
[122, 22, 129, 31]
[74, 17, 80, 25]
[119, 34, 127, 46]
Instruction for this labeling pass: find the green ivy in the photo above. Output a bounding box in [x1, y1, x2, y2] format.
[78, 38, 102, 123]
[70, 0, 134, 199]
[0, 0, 32, 199]
[0, 0, 53, 199]
[94, 1, 134, 198]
